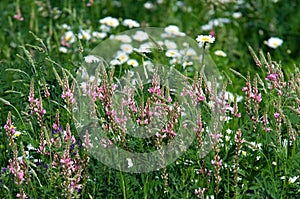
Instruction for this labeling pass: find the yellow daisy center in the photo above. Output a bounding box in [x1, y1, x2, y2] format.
[202, 37, 210, 42]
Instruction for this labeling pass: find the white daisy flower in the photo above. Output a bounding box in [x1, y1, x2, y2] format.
[164, 25, 186, 36]
[233, 12, 242, 19]
[92, 31, 107, 39]
[114, 34, 132, 43]
[132, 31, 149, 42]
[78, 29, 91, 40]
[214, 50, 227, 57]
[99, 16, 119, 28]
[134, 47, 151, 53]
[196, 35, 215, 44]
[61, 24, 71, 30]
[226, 129, 232, 134]
[224, 91, 234, 102]
[144, 2, 154, 9]
[182, 61, 193, 68]
[64, 31, 76, 43]
[120, 44, 133, 54]
[164, 40, 177, 49]
[110, 59, 121, 66]
[181, 48, 197, 57]
[127, 59, 139, 67]
[116, 52, 129, 64]
[265, 37, 283, 48]
[288, 176, 299, 184]
[122, 19, 140, 28]
[59, 46, 68, 53]
[166, 49, 180, 58]
[99, 24, 111, 32]
[170, 58, 180, 65]
[84, 55, 100, 63]
[13, 131, 22, 138]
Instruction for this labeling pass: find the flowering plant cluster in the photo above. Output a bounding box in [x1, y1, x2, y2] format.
[1, 0, 300, 198]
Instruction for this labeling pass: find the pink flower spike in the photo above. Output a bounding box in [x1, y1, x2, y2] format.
[266, 73, 277, 81]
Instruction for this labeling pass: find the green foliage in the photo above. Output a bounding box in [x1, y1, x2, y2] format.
[1, 0, 300, 198]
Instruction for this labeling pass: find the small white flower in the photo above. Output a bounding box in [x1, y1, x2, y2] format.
[126, 158, 133, 168]
[201, 24, 213, 31]
[265, 37, 283, 48]
[92, 31, 107, 39]
[127, 59, 139, 67]
[233, 12, 242, 18]
[288, 176, 299, 184]
[196, 35, 215, 44]
[61, 24, 71, 30]
[13, 131, 22, 138]
[59, 47, 68, 53]
[184, 48, 197, 56]
[110, 59, 121, 66]
[214, 50, 227, 57]
[120, 44, 133, 54]
[220, 116, 232, 122]
[218, 18, 231, 24]
[134, 47, 151, 53]
[78, 29, 91, 40]
[136, 42, 153, 53]
[114, 34, 132, 43]
[226, 129, 232, 134]
[122, 19, 140, 28]
[182, 61, 193, 68]
[225, 135, 230, 141]
[272, 161, 277, 166]
[249, 142, 262, 151]
[169, 58, 180, 65]
[164, 25, 185, 36]
[164, 40, 177, 49]
[84, 55, 100, 63]
[166, 49, 180, 57]
[224, 91, 234, 101]
[64, 31, 76, 43]
[99, 16, 119, 28]
[99, 24, 111, 32]
[116, 52, 129, 64]
[144, 2, 154, 9]
[27, 144, 36, 151]
[132, 31, 149, 42]
[206, 195, 215, 199]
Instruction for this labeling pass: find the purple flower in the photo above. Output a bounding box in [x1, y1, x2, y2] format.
[266, 73, 277, 81]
